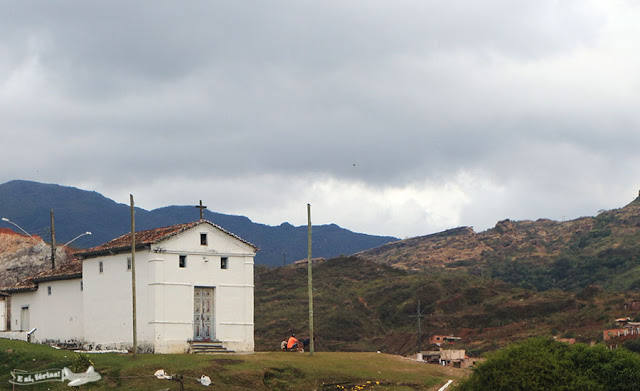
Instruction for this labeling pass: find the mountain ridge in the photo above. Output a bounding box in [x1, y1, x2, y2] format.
[356, 194, 640, 291]
[0, 180, 398, 266]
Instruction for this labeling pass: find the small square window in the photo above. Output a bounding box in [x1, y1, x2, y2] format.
[127, 257, 132, 271]
[221, 257, 228, 269]
[47, 286, 51, 296]
[99, 261, 104, 273]
[179, 255, 187, 268]
[200, 233, 208, 246]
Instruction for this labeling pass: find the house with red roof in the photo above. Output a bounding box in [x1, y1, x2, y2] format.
[1, 220, 258, 353]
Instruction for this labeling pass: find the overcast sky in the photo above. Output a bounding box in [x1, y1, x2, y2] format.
[2, 1, 640, 238]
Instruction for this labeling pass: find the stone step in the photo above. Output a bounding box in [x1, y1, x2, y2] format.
[189, 341, 234, 354]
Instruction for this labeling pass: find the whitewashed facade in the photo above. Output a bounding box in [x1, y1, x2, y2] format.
[1, 221, 257, 354]
[8, 278, 84, 342]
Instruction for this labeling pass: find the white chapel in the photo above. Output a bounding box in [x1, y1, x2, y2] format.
[1, 220, 258, 354]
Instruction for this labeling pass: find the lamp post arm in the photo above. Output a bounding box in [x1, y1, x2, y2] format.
[61, 232, 92, 248]
[1, 218, 33, 238]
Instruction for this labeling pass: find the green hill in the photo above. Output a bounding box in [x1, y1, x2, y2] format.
[255, 195, 640, 356]
[255, 256, 637, 356]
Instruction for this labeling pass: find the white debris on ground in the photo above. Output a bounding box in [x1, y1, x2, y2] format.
[154, 370, 172, 380]
[199, 375, 211, 386]
[73, 349, 129, 354]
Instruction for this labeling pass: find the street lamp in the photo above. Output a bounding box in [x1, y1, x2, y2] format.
[62, 232, 92, 248]
[1, 217, 34, 238]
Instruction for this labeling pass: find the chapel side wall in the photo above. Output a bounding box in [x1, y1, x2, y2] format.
[214, 255, 254, 352]
[5, 279, 83, 343]
[82, 252, 153, 352]
[36, 279, 84, 343]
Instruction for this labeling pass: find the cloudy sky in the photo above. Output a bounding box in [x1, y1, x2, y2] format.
[2, 1, 640, 238]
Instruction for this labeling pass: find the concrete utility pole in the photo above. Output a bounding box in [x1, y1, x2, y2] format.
[50, 210, 56, 269]
[411, 300, 424, 353]
[307, 204, 314, 355]
[130, 194, 137, 356]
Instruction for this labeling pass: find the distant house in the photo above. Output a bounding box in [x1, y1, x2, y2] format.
[553, 337, 576, 345]
[0, 220, 258, 354]
[603, 317, 640, 348]
[429, 335, 461, 346]
[418, 349, 481, 369]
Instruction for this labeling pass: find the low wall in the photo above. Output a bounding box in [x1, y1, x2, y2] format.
[0, 331, 28, 341]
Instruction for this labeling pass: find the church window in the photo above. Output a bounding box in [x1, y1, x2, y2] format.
[47, 286, 51, 296]
[99, 261, 103, 273]
[200, 233, 208, 246]
[179, 255, 187, 268]
[127, 257, 132, 271]
[221, 257, 228, 269]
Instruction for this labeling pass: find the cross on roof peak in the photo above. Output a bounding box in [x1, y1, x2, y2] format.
[195, 200, 208, 220]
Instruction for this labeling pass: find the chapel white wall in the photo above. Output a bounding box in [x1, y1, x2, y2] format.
[7, 279, 84, 343]
[82, 252, 153, 351]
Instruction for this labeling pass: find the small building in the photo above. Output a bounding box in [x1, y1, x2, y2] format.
[553, 337, 576, 345]
[429, 335, 461, 346]
[3, 260, 83, 345]
[604, 317, 640, 342]
[418, 348, 481, 369]
[0, 220, 258, 354]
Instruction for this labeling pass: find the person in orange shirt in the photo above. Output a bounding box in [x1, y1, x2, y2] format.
[286, 334, 299, 350]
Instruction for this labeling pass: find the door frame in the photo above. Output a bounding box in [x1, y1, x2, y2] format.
[193, 286, 215, 341]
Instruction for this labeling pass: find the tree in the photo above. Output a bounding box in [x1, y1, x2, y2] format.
[456, 338, 640, 391]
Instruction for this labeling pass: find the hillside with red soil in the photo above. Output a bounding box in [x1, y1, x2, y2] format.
[0, 228, 73, 288]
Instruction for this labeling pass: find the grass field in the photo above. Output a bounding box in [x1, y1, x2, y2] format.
[0, 339, 467, 390]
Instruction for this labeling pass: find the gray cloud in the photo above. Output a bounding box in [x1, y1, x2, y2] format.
[0, 1, 637, 237]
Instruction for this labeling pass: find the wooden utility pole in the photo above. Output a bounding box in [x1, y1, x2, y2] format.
[50, 210, 56, 269]
[130, 195, 138, 356]
[307, 204, 314, 355]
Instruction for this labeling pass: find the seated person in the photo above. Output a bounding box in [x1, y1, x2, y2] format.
[287, 334, 299, 350]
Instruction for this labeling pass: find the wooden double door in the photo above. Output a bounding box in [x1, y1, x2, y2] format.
[193, 287, 214, 341]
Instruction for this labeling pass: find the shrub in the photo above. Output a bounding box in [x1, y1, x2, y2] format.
[456, 338, 640, 391]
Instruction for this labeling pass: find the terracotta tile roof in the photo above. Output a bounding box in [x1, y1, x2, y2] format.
[1, 257, 82, 293]
[78, 220, 257, 259]
[31, 257, 83, 283]
[1, 280, 37, 293]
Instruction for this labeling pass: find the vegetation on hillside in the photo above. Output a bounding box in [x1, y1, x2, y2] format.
[455, 338, 640, 391]
[360, 196, 640, 293]
[255, 257, 635, 355]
